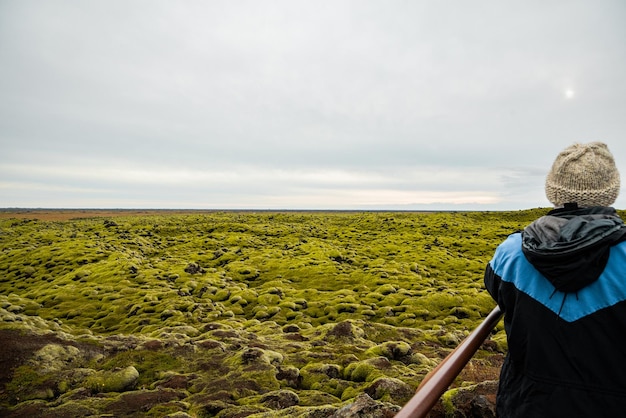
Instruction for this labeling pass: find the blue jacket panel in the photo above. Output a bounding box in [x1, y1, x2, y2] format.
[489, 233, 626, 322]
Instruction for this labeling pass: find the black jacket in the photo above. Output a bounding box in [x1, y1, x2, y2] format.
[484, 205, 626, 417]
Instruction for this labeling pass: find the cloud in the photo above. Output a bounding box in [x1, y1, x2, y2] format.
[1, 160, 520, 209]
[1, 0, 625, 209]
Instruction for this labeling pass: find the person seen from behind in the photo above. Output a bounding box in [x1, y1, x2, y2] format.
[484, 142, 626, 417]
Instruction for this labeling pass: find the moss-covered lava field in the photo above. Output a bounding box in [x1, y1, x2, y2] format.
[0, 209, 558, 417]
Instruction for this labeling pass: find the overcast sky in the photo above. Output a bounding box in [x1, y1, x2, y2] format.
[1, 1, 625, 210]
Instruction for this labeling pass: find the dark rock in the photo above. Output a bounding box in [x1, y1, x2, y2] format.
[332, 393, 400, 417]
[321, 364, 341, 379]
[327, 321, 364, 341]
[201, 322, 224, 332]
[328, 321, 353, 338]
[448, 381, 497, 418]
[283, 324, 300, 333]
[241, 347, 264, 364]
[197, 339, 225, 350]
[429, 381, 498, 418]
[276, 366, 302, 387]
[368, 357, 392, 369]
[140, 340, 164, 350]
[157, 373, 195, 390]
[285, 333, 308, 341]
[184, 262, 205, 275]
[260, 389, 300, 409]
[365, 377, 414, 405]
[102, 388, 187, 416]
[197, 400, 232, 416]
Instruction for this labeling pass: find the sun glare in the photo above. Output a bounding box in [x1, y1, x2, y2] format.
[564, 89, 575, 99]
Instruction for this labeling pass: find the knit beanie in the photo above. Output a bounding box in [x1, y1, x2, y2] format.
[545, 142, 620, 207]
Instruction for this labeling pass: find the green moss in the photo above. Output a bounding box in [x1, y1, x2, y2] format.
[0, 209, 544, 416]
[5, 365, 51, 402]
[491, 330, 508, 352]
[365, 341, 412, 360]
[48, 401, 99, 417]
[297, 390, 342, 407]
[342, 360, 385, 383]
[299, 363, 347, 398]
[366, 377, 413, 404]
[85, 366, 139, 393]
[97, 350, 183, 387]
[441, 386, 462, 416]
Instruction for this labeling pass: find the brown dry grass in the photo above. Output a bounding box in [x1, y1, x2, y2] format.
[0, 209, 216, 221]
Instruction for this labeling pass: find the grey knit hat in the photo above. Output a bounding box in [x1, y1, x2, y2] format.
[545, 142, 620, 207]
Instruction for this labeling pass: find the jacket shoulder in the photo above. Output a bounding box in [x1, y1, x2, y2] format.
[489, 232, 525, 276]
[491, 235, 626, 322]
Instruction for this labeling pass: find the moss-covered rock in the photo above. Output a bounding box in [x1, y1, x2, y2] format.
[333, 393, 401, 417]
[364, 377, 414, 405]
[30, 343, 81, 373]
[365, 341, 413, 361]
[0, 209, 534, 416]
[85, 366, 139, 393]
[342, 358, 388, 383]
[441, 380, 498, 418]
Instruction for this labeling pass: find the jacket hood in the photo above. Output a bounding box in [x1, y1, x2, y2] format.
[522, 205, 626, 292]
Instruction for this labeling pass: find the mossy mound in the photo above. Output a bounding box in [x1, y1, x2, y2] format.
[0, 209, 551, 416]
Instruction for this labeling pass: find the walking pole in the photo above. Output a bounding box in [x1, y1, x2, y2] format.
[395, 305, 503, 418]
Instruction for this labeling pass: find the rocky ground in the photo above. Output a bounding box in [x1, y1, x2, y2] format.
[0, 210, 517, 417]
[0, 302, 503, 417]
